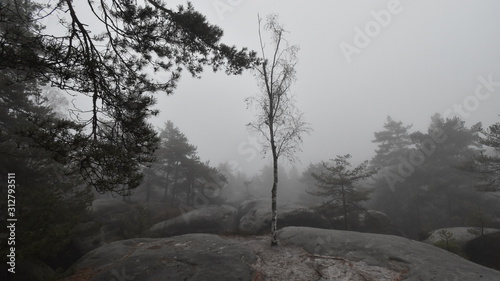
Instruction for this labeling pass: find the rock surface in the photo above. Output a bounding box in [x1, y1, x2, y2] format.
[90, 198, 134, 224]
[238, 199, 331, 234]
[357, 210, 403, 236]
[424, 227, 500, 247]
[149, 205, 238, 237]
[227, 233, 402, 281]
[64, 227, 500, 281]
[279, 226, 500, 281]
[67, 233, 256, 281]
[71, 198, 134, 257]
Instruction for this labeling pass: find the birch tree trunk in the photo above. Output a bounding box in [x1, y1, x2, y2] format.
[271, 147, 279, 245]
[247, 14, 311, 246]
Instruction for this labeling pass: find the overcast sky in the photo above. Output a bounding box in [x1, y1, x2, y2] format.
[47, 1, 500, 176]
[144, 0, 500, 176]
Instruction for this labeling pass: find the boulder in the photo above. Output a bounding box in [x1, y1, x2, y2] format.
[238, 199, 331, 234]
[357, 210, 403, 236]
[424, 227, 500, 248]
[90, 198, 136, 242]
[278, 226, 500, 280]
[90, 198, 134, 224]
[425, 227, 500, 270]
[149, 205, 238, 237]
[64, 227, 500, 281]
[71, 222, 103, 257]
[73, 198, 150, 255]
[69, 234, 257, 281]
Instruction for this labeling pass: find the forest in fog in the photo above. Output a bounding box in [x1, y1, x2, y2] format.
[1, 0, 500, 280]
[127, 114, 500, 241]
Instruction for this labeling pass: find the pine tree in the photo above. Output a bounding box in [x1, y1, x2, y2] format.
[471, 122, 500, 191]
[0, 68, 92, 263]
[369, 114, 484, 238]
[153, 121, 197, 203]
[309, 155, 376, 230]
[371, 116, 413, 169]
[1, 0, 257, 194]
[151, 121, 223, 206]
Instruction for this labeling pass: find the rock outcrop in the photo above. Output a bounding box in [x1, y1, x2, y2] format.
[69, 234, 256, 281]
[73, 198, 136, 255]
[424, 227, 500, 248]
[238, 199, 332, 234]
[149, 205, 238, 237]
[357, 210, 403, 236]
[66, 227, 500, 281]
[279, 226, 500, 280]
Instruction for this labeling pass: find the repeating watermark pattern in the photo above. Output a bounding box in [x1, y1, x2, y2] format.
[6, 173, 16, 274]
[443, 74, 500, 119]
[384, 128, 447, 190]
[212, 0, 246, 21]
[237, 136, 259, 163]
[177, 180, 223, 223]
[110, 267, 135, 281]
[221, 135, 261, 184]
[313, 234, 333, 256]
[340, 0, 411, 63]
[385, 73, 500, 190]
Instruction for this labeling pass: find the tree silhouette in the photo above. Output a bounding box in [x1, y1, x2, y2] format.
[0, 0, 257, 194]
[246, 14, 311, 245]
[0, 68, 92, 262]
[309, 155, 376, 230]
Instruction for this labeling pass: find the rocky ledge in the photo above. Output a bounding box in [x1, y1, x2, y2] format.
[63, 227, 500, 281]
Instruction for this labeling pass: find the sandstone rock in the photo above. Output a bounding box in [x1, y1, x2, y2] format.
[70, 234, 256, 281]
[424, 227, 500, 248]
[278, 226, 500, 280]
[74, 198, 147, 255]
[90, 198, 133, 223]
[238, 199, 331, 234]
[67, 227, 500, 281]
[357, 210, 403, 236]
[90, 198, 135, 242]
[149, 205, 238, 237]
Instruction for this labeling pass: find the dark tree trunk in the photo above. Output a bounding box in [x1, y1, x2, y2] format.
[187, 175, 194, 206]
[341, 184, 348, 230]
[271, 153, 279, 246]
[170, 168, 179, 205]
[163, 171, 170, 202]
[146, 172, 151, 202]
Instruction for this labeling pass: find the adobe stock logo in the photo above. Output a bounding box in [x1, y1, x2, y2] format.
[340, 0, 410, 63]
[443, 74, 500, 119]
[384, 73, 500, 191]
[110, 268, 135, 281]
[212, 0, 245, 21]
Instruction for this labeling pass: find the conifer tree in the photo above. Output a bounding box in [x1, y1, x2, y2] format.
[309, 155, 376, 230]
[0, 0, 257, 193]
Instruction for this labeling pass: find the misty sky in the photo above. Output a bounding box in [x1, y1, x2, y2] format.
[48, 1, 500, 176]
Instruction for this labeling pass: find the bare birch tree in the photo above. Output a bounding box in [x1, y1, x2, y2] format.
[246, 14, 311, 246]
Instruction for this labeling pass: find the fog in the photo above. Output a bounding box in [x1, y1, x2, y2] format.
[36, 0, 500, 236]
[148, 0, 500, 176]
[14, 0, 500, 277]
